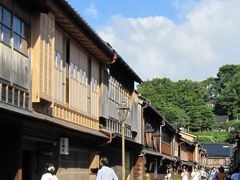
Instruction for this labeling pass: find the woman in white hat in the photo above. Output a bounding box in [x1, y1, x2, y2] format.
[41, 163, 58, 180]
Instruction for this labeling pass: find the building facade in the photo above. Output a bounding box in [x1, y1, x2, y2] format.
[0, 0, 207, 180]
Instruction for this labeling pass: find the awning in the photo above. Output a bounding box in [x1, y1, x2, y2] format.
[180, 160, 195, 167]
[142, 149, 176, 161]
[0, 102, 108, 138]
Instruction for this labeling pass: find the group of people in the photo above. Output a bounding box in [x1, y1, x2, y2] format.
[177, 166, 240, 180]
[40, 159, 240, 180]
[211, 166, 240, 180]
[179, 167, 208, 180]
[41, 157, 118, 180]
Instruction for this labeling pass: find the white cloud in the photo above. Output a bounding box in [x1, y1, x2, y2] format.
[85, 3, 98, 19]
[98, 0, 240, 81]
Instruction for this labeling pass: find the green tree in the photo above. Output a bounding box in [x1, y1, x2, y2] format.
[138, 78, 215, 131]
[215, 66, 240, 119]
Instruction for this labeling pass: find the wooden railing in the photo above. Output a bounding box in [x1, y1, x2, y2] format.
[53, 103, 99, 130]
[0, 82, 30, 109]
[103, 118, 132, 138]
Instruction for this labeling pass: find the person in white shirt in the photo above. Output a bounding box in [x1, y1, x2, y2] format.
[96, 157, 118, 180]
[181, 168, 189, 180]
[41, 163, 58, 180]
[191, 167, 200, 180]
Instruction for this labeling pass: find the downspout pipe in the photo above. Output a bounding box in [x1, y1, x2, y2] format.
[99, 126, 116, 145]
[159, 121, 166, 155]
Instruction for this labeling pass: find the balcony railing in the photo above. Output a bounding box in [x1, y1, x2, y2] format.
[0, 82, 30, 109]
[103, 118, 132, 138]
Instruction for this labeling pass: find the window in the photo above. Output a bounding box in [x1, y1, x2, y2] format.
[0, 6, 2, 21]
[108, 76, 129, 105]
[55, 50, 62, 71]
[13, 16, 28, 54]
[74, 65, 78, 80]
[0, 7, 11, 45]
[91, 77, 98, 92]
[0, 5, 29, 54]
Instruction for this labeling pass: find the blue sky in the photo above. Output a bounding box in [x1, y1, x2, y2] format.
[67, 0, 240, 82]
[68, 0, 179, 26]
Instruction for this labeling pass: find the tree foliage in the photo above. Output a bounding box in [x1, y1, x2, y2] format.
[138, 78, 215, 131]
[137, 64, 240, 138]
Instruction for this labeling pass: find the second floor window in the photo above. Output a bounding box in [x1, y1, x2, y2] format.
[0, 5, 29, 55]
[55, 50, 62, 71]
[13, 16, 28, 55]
[0, 6, 11, 45]
[108, 76, 129, 105]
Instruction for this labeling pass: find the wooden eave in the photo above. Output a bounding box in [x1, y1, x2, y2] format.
[47, 0, 112, 64]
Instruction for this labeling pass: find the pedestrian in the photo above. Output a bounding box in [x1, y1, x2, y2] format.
[41, 163, 58, 180]
[200, 167, 208, 180]
[214, 166, 227, 180]
[230, 167, 240, 180]
[181, 168, 189, 180]
[191, 167, 200, 180]
[165, 167, 173, 180]
[96, 157, 118, 180]
[211, 167, 217, 180]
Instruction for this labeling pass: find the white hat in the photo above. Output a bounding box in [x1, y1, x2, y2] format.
[47, 165, 55, 172]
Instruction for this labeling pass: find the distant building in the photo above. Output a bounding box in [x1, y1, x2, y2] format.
[216, 115, 229, 124]
[206, 100, 217, 108]
[202, 143, 234, 171]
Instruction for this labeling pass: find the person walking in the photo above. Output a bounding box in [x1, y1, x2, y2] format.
[41, 163, 58, 180]
[200, 167, 208, 180]
[96, 157, 118, 180]
[211, 167, 217, 180]
[191, 167, 200, 180]
[214, 166, 227, 180]
[230, 167, 240, 180]
[181, 168, 189, 180]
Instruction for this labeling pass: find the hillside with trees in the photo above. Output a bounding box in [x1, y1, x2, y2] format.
[137, 64, 240, 143]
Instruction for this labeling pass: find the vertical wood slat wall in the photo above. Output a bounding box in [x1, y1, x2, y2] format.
[40, 13, 55, 99]
[37, 15, 100, 130]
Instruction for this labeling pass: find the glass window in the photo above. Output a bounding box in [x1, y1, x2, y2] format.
[21, 38, 28, 55]
[83, 71, 86, 85]
[70, 63, 74, 77]
[74, 65, 78, 80]
[2, 26, 10, 45]
[3, 8, 11, 27]
[0, 6, 2, 22]
[55, 51, 62, 71]
[21, 22, 28, 38]
[57, 52, 62, 70]
[14, 33, 21, 50]
[13, 16, 21, 34]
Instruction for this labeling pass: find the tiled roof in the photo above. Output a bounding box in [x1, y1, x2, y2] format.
[202, 143, 232, 157]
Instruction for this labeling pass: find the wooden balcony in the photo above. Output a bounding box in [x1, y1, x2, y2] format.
[53, 103, 99, 130]
[0, 82, 30, 109]
[102, 118, 132, 138]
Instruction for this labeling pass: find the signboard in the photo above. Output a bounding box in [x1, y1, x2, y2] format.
[60, 138, 69, 155]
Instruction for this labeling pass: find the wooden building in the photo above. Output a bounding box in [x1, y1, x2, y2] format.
[0, 0, 145, 179]
[140, 99, 179, 180]
[203, 143, 233, 171]
[179, 131, 196, 171]
[0, 0, 209, 180]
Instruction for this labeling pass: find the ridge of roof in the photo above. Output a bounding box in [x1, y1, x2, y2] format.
[56, 0, 142, 83]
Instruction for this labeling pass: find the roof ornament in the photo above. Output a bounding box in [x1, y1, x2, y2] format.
[109, 51, 118, 64]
